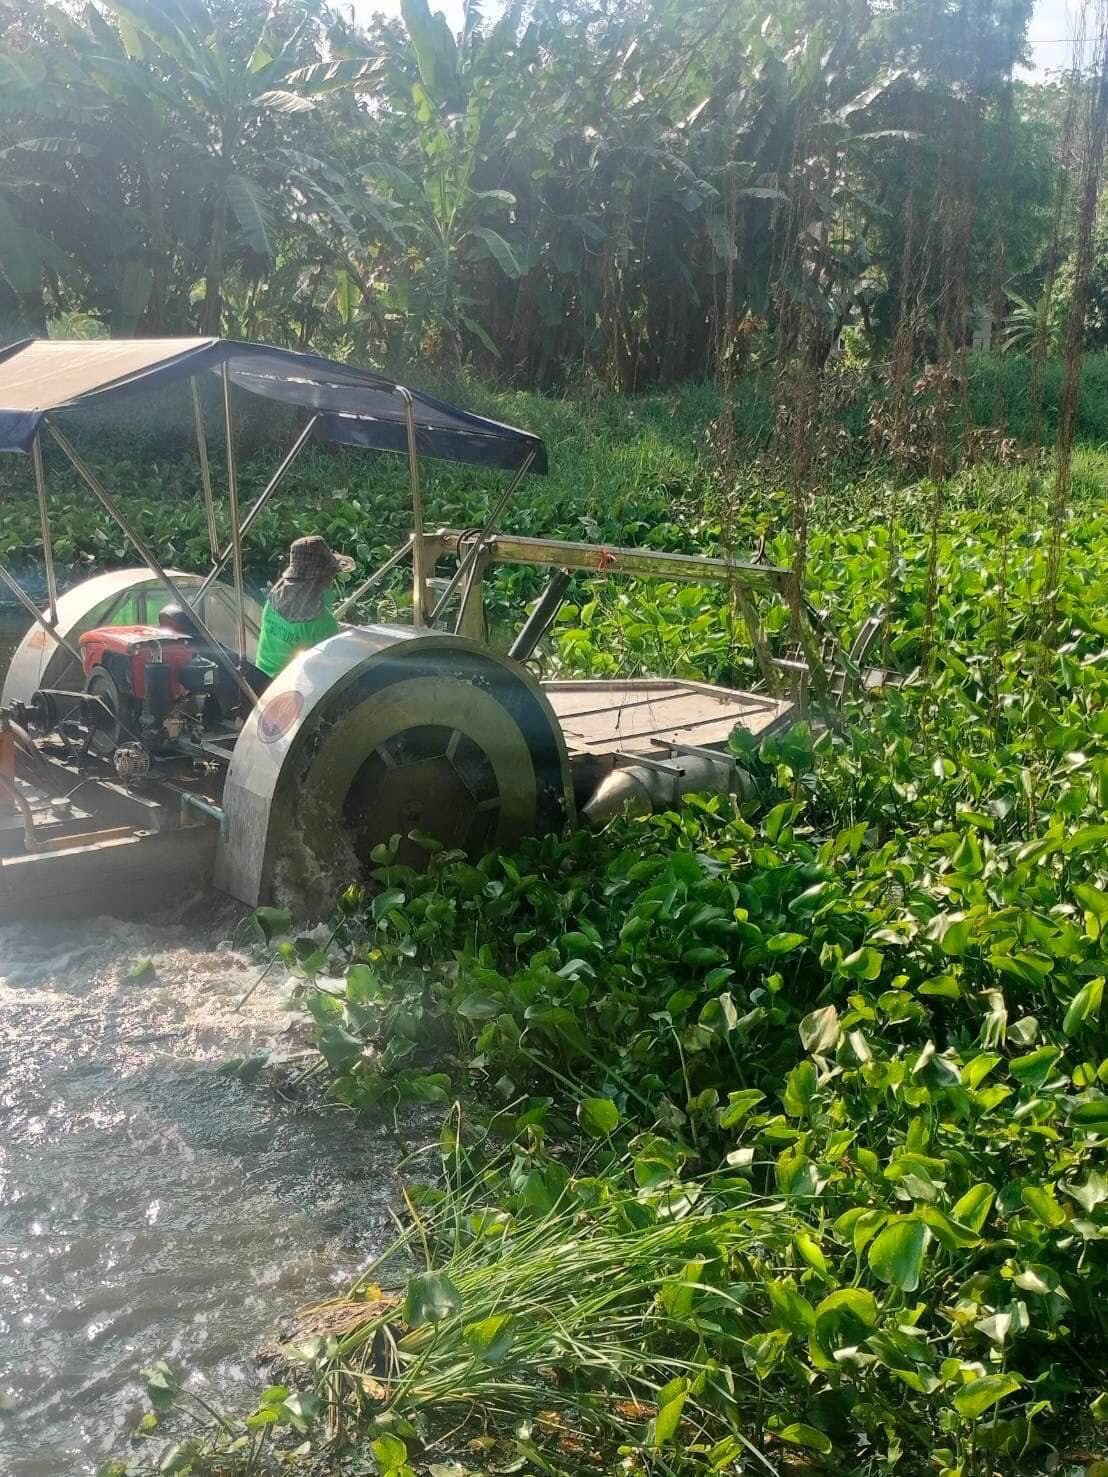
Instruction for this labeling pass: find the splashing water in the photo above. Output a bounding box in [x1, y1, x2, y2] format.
[0, 900, 400, 1476]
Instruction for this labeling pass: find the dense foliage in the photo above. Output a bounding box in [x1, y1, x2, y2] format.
[98, 383, 1108, 1474]
[0, 0, 1078, 385]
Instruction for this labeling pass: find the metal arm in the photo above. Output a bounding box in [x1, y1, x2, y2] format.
[221, 362, 248, 667]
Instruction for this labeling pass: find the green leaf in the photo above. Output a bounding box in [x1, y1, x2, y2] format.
[404, 1270, 462, 1327]
[579, 1097, 620, 1137]
[767, 931, 806, 954]
[1071, 1098, 1108, 1129]
[953, 1372, 1022, 1418]
[838, 945, 884, 979]
[925, 911, 971, 955]
[782, 1060, 817, 1117]
[372, 1434, 408, 1471]
[867, 1215, 930, 1292]
[1021, 1184, 1066, 1228]
[1009, 1046, 1061, 1090]
[1064, 977, 1104, 1036]
[254, 907, 291, 943]
[651, 1391, 686, 1446]
[952, 1183, 995, 1232]
[776, 1423, 832, 1454]
[799, 1004, 841, 1054]
[401, 0, 458, 96]
[463, 1314, 515, 1364]
[1065, 1170, 1108, 1215]
[718, 1089, 765, 1127]
[316, 1023, 364, 1074]
[815, 1287, 879, 1338]
[226, 173, 274, 257]
[467, 227, 523, 279]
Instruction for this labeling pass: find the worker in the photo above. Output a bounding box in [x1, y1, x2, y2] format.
[255, 535, 355, 679]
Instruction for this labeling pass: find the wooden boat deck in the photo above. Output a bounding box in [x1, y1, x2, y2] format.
[543, 679, 793, 760]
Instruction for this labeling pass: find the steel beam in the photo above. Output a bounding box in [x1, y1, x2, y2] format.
[333, 537, 413, 620]
[0, 560, 82, 664]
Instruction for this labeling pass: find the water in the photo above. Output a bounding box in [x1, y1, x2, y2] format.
[0, 901, 401, 1476]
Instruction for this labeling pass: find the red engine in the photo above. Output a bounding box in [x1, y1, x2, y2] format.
[77, 623, 226, 760]
[79, 626, 202, 698]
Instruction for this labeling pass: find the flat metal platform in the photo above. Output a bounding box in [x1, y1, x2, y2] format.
[542, 679, 793, 759]
[0, 823, 216, 925]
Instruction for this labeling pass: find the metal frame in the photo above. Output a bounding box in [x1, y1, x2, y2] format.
[194, 411, 320, 603]
[424, 528, 812, 695]
[191, 377, 220, 561]
[221, 362, 249, 666]
[427, 452, 536, 628]
[398, 387, 429, 627]
[334, 537, 414, 620]
[32, 432, 58, 627]
[46, 422, 258, 707]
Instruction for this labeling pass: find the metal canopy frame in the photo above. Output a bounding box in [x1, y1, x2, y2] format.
[0, 359, 535, 706]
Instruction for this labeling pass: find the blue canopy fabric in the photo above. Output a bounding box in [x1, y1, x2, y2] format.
[0, 337, 548, 474]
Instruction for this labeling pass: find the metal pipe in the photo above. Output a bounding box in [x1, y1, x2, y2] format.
[31, 432, 58, 626]
[174, 787, 227, 836]
[0, 769, 41, 853]
[334, 537, 413, 620]
[508, 567, 572, 662]
[194, 412, 320, 602]
[398, 388, 428, 627]
[191, 378, 220, 561]
[428, 451, 535, 628]
[221, 363, 248, 666]
[46, 422, 258, 708]
[0, 560, 83, 663]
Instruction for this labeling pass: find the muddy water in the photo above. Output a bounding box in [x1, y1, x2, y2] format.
[0, 902, 400, 1476]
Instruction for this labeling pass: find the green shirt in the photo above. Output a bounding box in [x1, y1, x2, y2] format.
[255, 590, 339, 677]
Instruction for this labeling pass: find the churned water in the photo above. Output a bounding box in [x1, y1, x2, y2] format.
[0, 902, 400, 1476]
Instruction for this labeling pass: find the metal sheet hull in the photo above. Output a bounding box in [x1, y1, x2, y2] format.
[216, 625, 575, 909]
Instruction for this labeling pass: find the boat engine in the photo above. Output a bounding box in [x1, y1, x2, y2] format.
[75, 624, 237, 764]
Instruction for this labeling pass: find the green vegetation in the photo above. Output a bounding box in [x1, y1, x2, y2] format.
[92, 387, 1108, 1474]
[0, 0, 1080, 386]
[7, 2, 1108, 1474]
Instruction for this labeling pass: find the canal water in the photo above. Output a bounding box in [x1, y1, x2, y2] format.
[0, 902, 401, 1476]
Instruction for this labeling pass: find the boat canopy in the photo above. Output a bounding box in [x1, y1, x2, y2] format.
[0, 337, 547, 473]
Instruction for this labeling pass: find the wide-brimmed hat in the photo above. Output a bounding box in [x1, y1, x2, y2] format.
[279, 535, 355, 584]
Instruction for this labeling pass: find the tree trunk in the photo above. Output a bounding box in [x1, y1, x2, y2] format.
[201, 187, 227, 335]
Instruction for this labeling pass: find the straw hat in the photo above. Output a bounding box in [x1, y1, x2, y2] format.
[269, 536, 354, 622]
